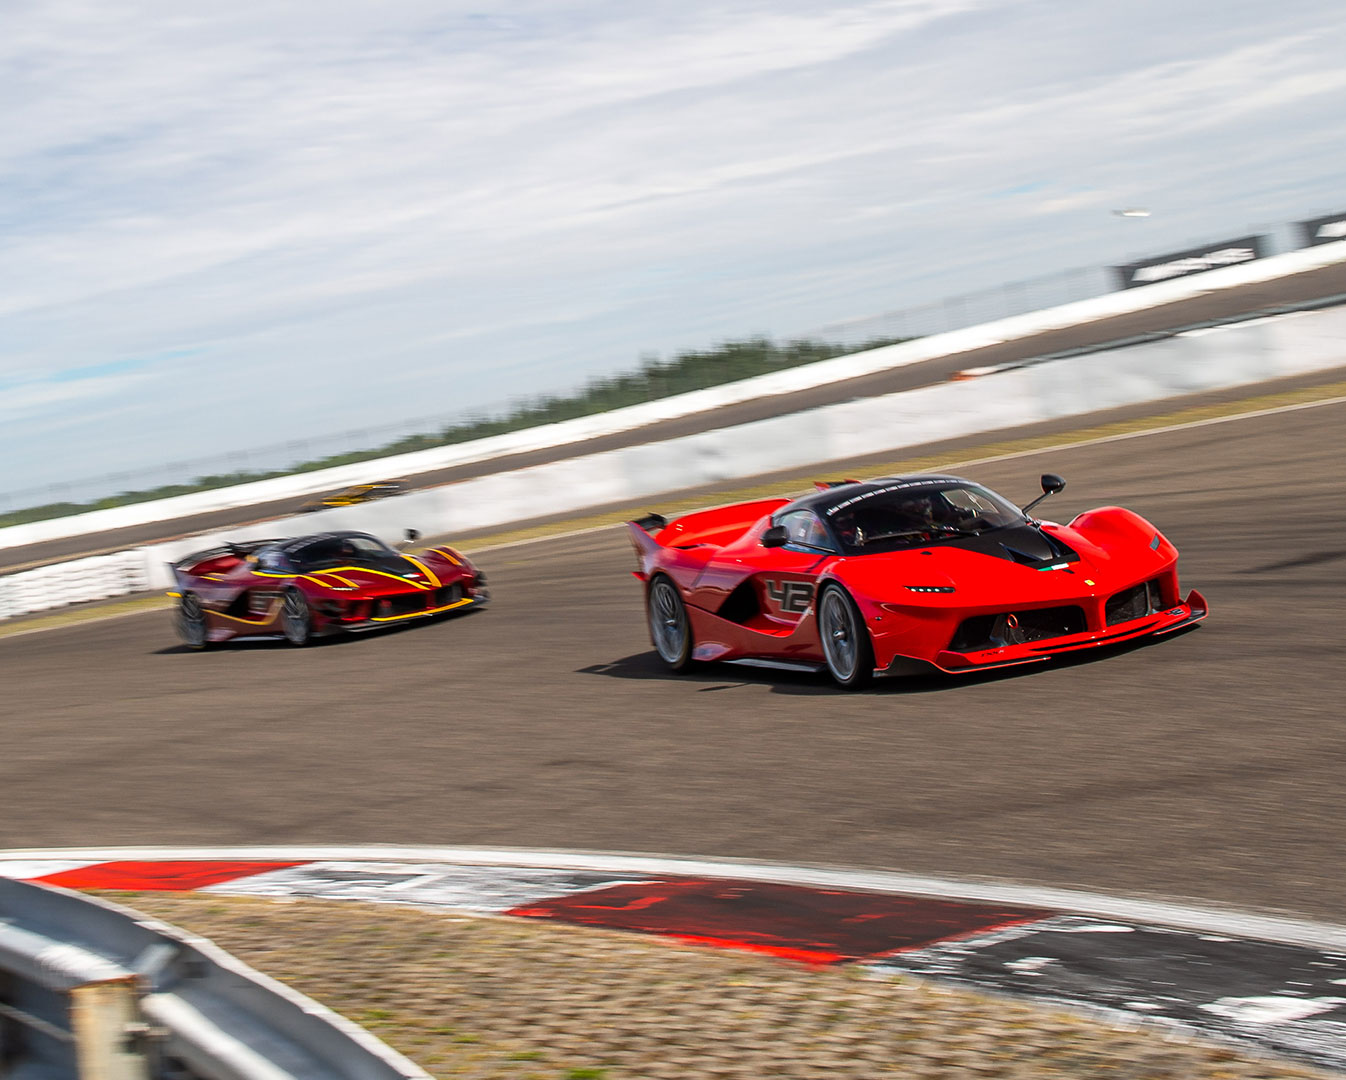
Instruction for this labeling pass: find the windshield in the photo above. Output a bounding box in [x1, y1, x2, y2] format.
[289, 534, 397, 570]
[827, 482, 1024, 554]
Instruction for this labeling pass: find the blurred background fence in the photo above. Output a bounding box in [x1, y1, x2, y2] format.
[808, 265, 1111, 347]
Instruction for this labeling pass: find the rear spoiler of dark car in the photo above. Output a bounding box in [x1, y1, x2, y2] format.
[171, 537, 289, 572]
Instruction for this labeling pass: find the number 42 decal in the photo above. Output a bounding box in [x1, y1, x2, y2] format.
[765, 579, 814, 614]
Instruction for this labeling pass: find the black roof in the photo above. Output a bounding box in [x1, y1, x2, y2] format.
[277, 530, 381, 553]
[779, 475, 975, 518]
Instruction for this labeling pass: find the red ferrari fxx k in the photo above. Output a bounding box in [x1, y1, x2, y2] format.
[629, 473, 1207, 688]
[170, 530, 487, 649]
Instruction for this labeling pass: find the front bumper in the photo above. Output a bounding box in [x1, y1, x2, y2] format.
[882, 588, 1208, 676]
[324, 585, 488, 633]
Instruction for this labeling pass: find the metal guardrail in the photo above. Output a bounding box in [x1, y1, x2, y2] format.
[0, 877, 431, 1079]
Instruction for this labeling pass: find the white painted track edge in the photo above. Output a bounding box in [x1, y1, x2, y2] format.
[5, 845, 1345, 952]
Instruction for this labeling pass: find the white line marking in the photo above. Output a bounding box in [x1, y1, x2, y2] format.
[0, 859, 97, 878]
[4, 845, 1346, 952]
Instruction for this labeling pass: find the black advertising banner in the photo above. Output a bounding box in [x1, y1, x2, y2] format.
[1113, 235, 1267, 290]
[1298, 211, 1346, 247]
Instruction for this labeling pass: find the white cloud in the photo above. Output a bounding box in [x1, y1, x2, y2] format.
[0, 371, 160, 423]
[3, 0, 1346, 493]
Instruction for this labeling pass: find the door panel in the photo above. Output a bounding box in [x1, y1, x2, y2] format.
[751, 548, 827, 629]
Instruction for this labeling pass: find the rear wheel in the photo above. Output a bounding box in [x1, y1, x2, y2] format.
[647, 575, 693, 672]
[281, 589, 312, 646]
[818, 583, 874, 690]
[177, 592, 209, 650]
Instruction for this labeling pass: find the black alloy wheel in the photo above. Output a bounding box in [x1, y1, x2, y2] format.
[177, 592, 209, 650]
[281, 589, 313, 646]
[818, 583, 874, 690]
[647, 575, 693, 672]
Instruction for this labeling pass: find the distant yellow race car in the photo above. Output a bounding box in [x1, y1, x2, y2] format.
[299, 479, 410, 513]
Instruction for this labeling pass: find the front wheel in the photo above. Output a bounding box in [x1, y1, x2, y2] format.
[647, 575, 694, 672]
[281, 589, 313, 646]
[818, 583, 874, 690]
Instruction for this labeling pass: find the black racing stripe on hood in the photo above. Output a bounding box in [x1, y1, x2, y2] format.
[941, 524, 1081, 567]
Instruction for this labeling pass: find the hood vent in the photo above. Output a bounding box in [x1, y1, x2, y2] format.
[1003, 545, 1049, 566]
[930, 523, 1081, 568]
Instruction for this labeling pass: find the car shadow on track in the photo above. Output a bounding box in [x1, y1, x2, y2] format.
[578, 627, 1199, 696]
[152, 610, 482, 655]
[153, 637, 355, 655]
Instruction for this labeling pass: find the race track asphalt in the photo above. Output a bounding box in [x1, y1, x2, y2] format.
[6, 257, 1346, 573]
[3, 398, 1344, 926]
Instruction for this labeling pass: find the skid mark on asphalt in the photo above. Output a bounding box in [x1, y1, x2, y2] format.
[1242, 549, 1346, 574]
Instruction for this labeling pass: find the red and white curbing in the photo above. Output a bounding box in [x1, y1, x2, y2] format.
[5, 846, 1346, 1071]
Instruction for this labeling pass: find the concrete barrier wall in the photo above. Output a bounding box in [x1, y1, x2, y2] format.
[3, 302, 1344, 619]
[6, 239, 1346, 556]
[0, 550, 150, 619]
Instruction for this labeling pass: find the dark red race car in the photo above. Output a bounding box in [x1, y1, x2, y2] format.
[170, 530, 487, 649]
[628, 473, 1207, 688]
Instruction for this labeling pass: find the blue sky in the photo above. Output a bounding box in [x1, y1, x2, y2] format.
[4, 0, 1346, 501]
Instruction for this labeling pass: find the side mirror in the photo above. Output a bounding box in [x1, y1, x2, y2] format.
[1023, 474, 1066, 515]
[761, 524, 788, 548]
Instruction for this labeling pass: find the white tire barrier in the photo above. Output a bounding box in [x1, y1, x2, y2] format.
[0, 549, 151, 619]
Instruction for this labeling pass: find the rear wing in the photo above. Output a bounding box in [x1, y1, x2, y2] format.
[170, 537, 290, 587]
[627, 498, 791, 553]
[172, 538, 288, 571]
[630, 512, 667, 534]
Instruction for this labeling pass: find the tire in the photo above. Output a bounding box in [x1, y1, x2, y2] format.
[647, 574, 694, 672]
[817, 583, 874, 690]
[281, 588, 313, 646]
[177, 592, 209, 650]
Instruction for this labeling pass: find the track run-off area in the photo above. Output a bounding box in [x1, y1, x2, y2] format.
[3, 391, 1345, 934]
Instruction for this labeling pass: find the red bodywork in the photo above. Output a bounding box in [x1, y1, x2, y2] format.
[629, 486, 1207, 680]
[170, 534, 486, 646]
